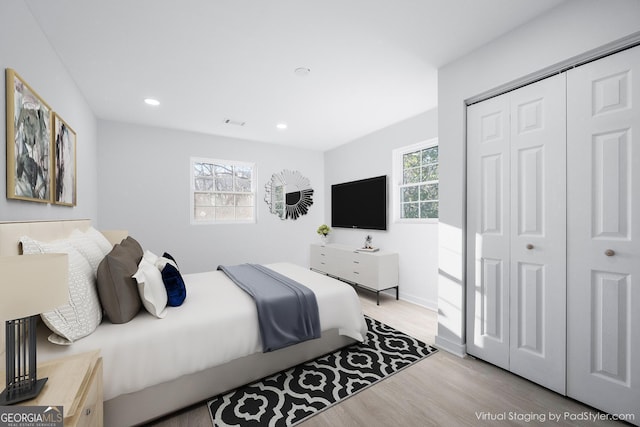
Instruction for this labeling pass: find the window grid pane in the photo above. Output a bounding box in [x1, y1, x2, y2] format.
[193, 160, 255, 223]
[402, 202, 419, 219]
[398, 143, 438, 219]
[403, 167, 421, 184]
[403, 151, 421, 169]
[422, 146, 438, 164]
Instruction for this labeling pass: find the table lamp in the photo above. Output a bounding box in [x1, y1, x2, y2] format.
[0, 253, 68, 405]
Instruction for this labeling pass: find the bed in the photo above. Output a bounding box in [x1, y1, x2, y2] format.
[0, 219, 367, 426]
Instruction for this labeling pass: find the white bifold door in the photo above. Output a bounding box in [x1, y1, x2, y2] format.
[467, 44, 639, 422]
[566, 45, 640, 420]
[466, 73, 567, 394]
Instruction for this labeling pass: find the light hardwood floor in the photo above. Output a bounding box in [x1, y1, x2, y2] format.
[149, 289, 623, 427]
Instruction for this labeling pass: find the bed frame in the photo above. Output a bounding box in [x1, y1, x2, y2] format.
[0, 219, 355, 426]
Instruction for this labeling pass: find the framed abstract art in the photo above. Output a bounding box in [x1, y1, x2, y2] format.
[6, 68, 53, 203]
[53, 113, 76, 206]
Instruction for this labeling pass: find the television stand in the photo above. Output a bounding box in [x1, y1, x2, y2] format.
[310, 244, 399, 305]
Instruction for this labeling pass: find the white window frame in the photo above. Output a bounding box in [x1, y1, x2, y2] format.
[392, 138, 439, 223]
[190, 157, 257, 225]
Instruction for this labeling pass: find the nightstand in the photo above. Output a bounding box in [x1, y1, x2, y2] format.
[1, 350, 103, 427]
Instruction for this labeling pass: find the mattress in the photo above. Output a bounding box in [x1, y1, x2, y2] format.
[36, 262, 367, 401]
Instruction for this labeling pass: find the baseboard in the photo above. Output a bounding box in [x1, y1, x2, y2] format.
[434, 335, 466, 358]
[376, 288, 437, 312]
[397, 292, 437, 312]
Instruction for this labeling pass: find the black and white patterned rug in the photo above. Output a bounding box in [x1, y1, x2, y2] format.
[207, 316, 438, 427]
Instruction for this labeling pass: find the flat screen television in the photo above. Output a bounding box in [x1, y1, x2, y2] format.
[331, 175, 387, 230]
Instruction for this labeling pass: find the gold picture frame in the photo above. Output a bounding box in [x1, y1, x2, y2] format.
[6, 69, 53, 203]
[52, 113, 77, 206]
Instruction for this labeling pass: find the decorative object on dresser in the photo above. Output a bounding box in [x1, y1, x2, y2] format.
[316, 224, 330, 246]
[357, 234, 379, 251]
[310, 243, 399, 305]
[0, 351, 104, 427]
[5, 68, 53, 203]
[0, 253, 69, 405]
[265, 169, 314, 220]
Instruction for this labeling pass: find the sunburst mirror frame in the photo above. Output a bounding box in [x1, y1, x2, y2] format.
[265, 169, 314, 220]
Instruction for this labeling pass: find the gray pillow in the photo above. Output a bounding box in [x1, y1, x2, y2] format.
[120, 236, 143, 262]
[97, 243, 142, 323]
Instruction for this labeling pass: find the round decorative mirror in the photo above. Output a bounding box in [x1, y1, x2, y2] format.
[265, 170, 314, 220]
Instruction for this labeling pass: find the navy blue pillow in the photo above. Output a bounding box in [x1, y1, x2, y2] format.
[162, 252, 178, 269]
[161, 263, 186, 306]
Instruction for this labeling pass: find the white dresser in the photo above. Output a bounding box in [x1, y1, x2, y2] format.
[310, 243, 399, 305]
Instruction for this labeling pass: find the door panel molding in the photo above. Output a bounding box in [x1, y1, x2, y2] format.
[567, 44, 639, 422]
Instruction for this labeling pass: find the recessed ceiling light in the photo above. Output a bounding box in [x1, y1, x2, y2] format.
[294, 67, 310, 77]
[144, 98, 160, 106]
[276, 123, 287, 130]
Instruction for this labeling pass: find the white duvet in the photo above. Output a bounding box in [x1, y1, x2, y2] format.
[37, 262, 367, 401]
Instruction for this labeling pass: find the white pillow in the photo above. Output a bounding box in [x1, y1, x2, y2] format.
[143, 249, 178, 271]
[143, 249, 160, 265]
[84, 227, 113, 256]
[68, 229, 105, 276]
[20, 236, 103, 345]
[132, 257, 168, 319]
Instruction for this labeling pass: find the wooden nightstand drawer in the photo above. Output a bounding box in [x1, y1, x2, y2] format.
[1, 351, 103, 427]
[70, 357, 103, 427]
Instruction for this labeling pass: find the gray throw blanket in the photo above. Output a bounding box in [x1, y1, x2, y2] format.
[217, 264, 321, 352]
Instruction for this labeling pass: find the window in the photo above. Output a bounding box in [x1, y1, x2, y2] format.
[393, 139, 439, 221]
[190, 157, 256, 224]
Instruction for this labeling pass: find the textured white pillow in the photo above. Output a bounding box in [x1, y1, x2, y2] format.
[68, 229, 105, 276]
[84, 226, 113, 256]
[132, 257, 168, 319]
[20, 236, 103, 345]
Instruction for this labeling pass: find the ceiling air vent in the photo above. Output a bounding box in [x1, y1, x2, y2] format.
[223, 118, 246, 127]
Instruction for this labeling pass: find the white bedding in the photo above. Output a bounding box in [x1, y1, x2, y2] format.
[37, 262, 367, 401]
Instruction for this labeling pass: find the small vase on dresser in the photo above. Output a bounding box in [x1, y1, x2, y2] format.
[316, 224, 331, 247]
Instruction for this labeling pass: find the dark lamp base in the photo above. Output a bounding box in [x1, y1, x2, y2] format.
[0, 377, 48, 405]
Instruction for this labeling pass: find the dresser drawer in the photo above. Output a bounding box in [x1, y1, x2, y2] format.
[310, 249, 330, 273]
[311, 245, 349, 277]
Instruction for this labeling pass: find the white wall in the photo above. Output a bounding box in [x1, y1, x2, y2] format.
[0, 1, 98, 223]
[437, 0, 640, 356]
[324, 110, 438, 309]
[97, 120, 325, 274]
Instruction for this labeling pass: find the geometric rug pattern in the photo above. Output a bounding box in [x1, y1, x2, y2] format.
[208, 316, 438, 427]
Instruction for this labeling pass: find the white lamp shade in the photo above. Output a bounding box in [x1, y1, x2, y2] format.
[0, 253, 69, 321]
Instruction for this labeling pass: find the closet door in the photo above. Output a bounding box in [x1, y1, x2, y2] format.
[508, 75, 566, 394]
[467, 93, 511, 370]
[467, 74, 566, 393]
[567, 45, 640, 420]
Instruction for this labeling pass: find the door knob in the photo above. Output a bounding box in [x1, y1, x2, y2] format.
[526, 244, 534, 250]
[604, 249, 615, 257]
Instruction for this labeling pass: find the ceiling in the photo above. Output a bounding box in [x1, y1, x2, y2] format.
[25, 0, 565, 151]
